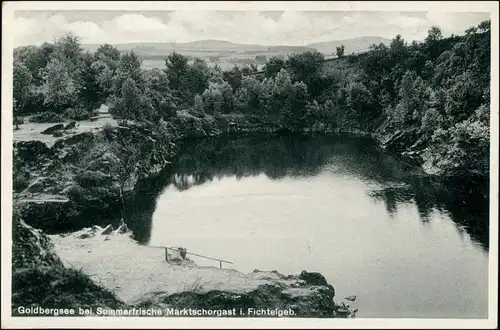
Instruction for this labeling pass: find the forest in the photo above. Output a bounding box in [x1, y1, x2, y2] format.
[13, 20, 491, 177]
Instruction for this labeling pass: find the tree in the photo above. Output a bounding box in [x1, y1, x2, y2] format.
[202, 81, 233, 114]
[112, 51, 144, 97]
[95, 44, 121, 70]
[14, 43, 55, 85]
[13, 61, 33, 128]
[282, 81, 309, 129]
[346, 82, 374, 123]
[193, 94, 205, 115]
[42, 58, 76, 112]
[92, 60, 115, 100]
[223, 66, 243, 91]
[445, 72, 483, 123]
[53, 33, 83, 74]
[287, 51, 324, 85]
[165, 51, 189, 91]
[77, 52, 105, 118]
[389, 34, 409, 65]
[112, 77, 151, 120]
[336, 44, 345, 58]
[425, 26, 444, 59]
[392, 71, 430, 125]
[187, 58, 210, 95]
[235, 76, 261, 114]
[477, 20, 491, 33]
[425, 26, 443, 44]
[144, 68, 177, 119]
[265, 56, 286, 78]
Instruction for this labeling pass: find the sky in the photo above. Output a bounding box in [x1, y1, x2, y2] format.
[13, 10, 490, 47]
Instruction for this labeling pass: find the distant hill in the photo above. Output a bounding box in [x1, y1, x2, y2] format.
[81, 36, 390, 59]
[81, 40, 315, 57]
[307, 36, 391, 55]
[78, 37, 390, 70]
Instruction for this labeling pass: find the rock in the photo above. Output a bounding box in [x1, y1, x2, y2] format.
[64, 121, 76, 130]
[90, 116, 99, 122]
[115, 219, 130, 234]
[101, 224, 114, 235]
[299, 270, 328, 286]
[77, 233, 93, 239]
[41, 124, 64, 135]
[344, 295, 357, 302]
[15, 140, 52, 164]
[53, 131, 64, 137]
[401, 151, 423, 166]
[26, 178, 49, 194]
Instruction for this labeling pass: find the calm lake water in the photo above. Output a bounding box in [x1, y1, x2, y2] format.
[128, 133, 489, 318]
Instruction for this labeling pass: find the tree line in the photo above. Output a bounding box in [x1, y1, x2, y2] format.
[13, 20, 491, 176]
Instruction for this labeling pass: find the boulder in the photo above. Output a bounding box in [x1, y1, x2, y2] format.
[101, 224, 114, 235]
[299, 270, 328, 286]
[401, 151, 423, 166]
[52, 131, 64, 137]
[64, 121, 76, 130]
[115, 219, 130, 234]
[77, 233, 93, 239]
[41, 124, 64, 135]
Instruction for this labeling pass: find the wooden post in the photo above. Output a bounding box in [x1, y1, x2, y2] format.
[165, 248, 168, 262]
[220, 261, 222, 269]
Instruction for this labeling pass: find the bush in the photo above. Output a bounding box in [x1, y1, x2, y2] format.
[12, 263, 125, 312]
[64, 107, 90, 121]
[75, 170, 113, 188]
[13, 160, 30, 192]
[30, 112, 65, 123]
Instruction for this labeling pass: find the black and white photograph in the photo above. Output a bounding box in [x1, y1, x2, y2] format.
[1, 1, 498, 328]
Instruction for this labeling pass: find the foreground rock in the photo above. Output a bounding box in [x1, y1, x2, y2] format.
[11, 215, 126, 315]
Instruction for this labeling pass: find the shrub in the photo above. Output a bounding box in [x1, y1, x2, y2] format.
[64, 107, 90, 121]
[30, 112, 65, 123]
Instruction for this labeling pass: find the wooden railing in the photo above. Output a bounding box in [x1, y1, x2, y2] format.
[151, 246, 234, 269]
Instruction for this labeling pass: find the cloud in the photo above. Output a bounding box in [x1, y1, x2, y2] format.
[13, 11, 490, 47]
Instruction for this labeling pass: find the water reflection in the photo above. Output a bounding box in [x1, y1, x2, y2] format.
[126, 133, 489, 250]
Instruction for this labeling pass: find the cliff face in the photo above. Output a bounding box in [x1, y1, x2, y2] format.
[14, 120, 179, 231]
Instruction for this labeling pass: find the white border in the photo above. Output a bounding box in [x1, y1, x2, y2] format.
[1, 1, 498, 329]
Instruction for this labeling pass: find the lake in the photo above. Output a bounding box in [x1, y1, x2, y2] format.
[128, 133, 489, 318]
